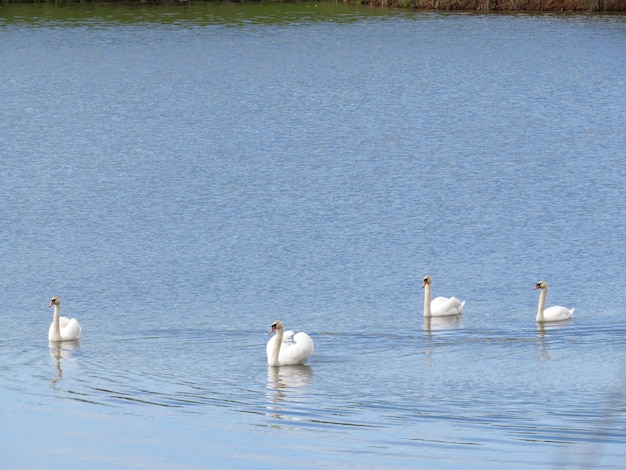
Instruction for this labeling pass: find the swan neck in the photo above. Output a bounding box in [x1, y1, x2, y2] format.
[536, 287, 547, 322]
[423, 284, 432, 317]
[52, 305, 61, 328]
[270, 328, 284, 366]
[50, 304, 62, 340]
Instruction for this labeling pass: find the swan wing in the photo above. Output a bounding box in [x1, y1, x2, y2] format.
[279, 332, 314, 366]
[61, 317, 81, 341]
[543, 306, 574, 322]
[283, 330, 296, 343]
[430, 297, 465, 316]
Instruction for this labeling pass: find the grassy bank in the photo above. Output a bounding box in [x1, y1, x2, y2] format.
[0, 0, 625, 12]
[358, 0, 626, 11]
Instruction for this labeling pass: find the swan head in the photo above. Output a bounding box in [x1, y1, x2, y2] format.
[422, 275, 432, 288]
[49, 296, 60, 308]
[533, 280, 548, 291]
[269, 320, 284, 334]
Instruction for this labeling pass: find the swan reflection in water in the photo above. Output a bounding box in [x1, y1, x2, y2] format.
[423, 314, 463, 333]
[265, 365, 314, 422]
[536, 323, 551, 361]
[535, 321, 569, 362]
[49, 340, 80, 387]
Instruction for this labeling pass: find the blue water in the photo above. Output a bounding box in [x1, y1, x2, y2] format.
[1, 4, 625, 469]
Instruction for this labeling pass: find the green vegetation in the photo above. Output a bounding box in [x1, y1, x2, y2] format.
[0, 1, 387, 25]
[0, 0, 624, 13]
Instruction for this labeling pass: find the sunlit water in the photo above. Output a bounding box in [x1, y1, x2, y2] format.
[1, 3, 625, 468]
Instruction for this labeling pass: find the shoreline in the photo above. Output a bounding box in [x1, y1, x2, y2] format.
[357, 0, 626, 11]
[1, 0, 625, 13]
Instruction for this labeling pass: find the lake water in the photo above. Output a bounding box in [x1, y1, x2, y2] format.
[1, 3, 625, 468]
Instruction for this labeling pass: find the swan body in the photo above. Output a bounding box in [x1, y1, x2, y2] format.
[266, 320, 314, 366]
[48, 296, 81, 342]
[422, 275, 465, 317]
[533, 280, 574, 322]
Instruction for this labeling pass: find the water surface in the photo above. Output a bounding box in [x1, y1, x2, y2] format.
[1, 3, 625, 469]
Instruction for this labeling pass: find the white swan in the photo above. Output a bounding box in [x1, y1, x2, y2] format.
[266, 320, 314, 366]
[533, 280, 574, 322]
[48, 296, 81, 342]
[422, 275, 465, 317]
